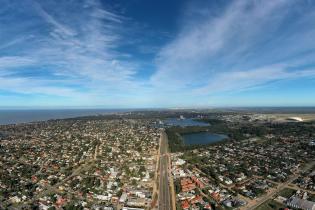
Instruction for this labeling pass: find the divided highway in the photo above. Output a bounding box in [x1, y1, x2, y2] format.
[158, 131, 172, 210]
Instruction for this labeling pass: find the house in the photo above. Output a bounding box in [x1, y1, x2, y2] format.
[181, 178, 196, 192]
[204, 203, 212, 209]
[192, 176, 205, 189]
[181, 200, 190, 209]
[190, 195, 203, 204]
[119, 192, 127, 203]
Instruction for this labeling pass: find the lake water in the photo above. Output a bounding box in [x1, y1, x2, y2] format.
[163, 118, 209, 127]
[0, 109, 133, 125]
[182, 132, 228, 145]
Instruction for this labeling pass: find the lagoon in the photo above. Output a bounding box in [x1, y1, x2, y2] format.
[163, 118, 209, 127]
[182, 132, 228, 145]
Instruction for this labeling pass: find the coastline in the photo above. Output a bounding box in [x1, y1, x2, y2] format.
[0, 109, 132, 125]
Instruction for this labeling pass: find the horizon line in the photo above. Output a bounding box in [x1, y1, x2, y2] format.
[1, 106, 315, 110]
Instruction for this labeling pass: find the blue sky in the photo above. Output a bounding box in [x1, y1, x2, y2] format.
[0, 0, 315, 108]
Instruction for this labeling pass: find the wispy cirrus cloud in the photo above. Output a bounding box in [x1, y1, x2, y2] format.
[32, 1, 77, 38]
[0, 56, 36, 70]
[0, 77, 78, 97]
[1, 0, 315, 107]
[0, 0, 141, 100]
[151, 0, 315, 96]
[196, 65, 315, 94]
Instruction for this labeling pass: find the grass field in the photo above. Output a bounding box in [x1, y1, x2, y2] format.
[254, 199, 286, 210]
[277, 188, 296, 198]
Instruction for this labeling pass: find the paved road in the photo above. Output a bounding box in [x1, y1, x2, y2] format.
[247, 161, 315, 210]
[246, 175, 298, 210]
[158, 131, 171, 210]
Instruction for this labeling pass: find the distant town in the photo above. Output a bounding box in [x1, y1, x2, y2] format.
[0, 109, 314, 210]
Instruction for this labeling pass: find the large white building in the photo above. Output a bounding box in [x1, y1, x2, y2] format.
[287, 197, 315, 210]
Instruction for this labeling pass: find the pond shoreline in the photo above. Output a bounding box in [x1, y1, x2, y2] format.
[181, 131, 229, 146]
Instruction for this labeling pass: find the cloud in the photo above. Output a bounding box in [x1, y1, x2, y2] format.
[0, 0, 142, 98]
[151, 0, 315, 94]
[1, 0, 315, 107]
[0, 56, 36, 70]
[196, 64, 315, 94]
[32, 1, 77, 37]
[0, 35, 34, 50]
[0, 76, 78, 97]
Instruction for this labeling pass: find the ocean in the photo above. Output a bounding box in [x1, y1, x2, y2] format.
[0, 109, 131, 125]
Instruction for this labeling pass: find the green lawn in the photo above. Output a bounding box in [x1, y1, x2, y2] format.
[277, 188, 296, 198]
[254, 199, 286, 210]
